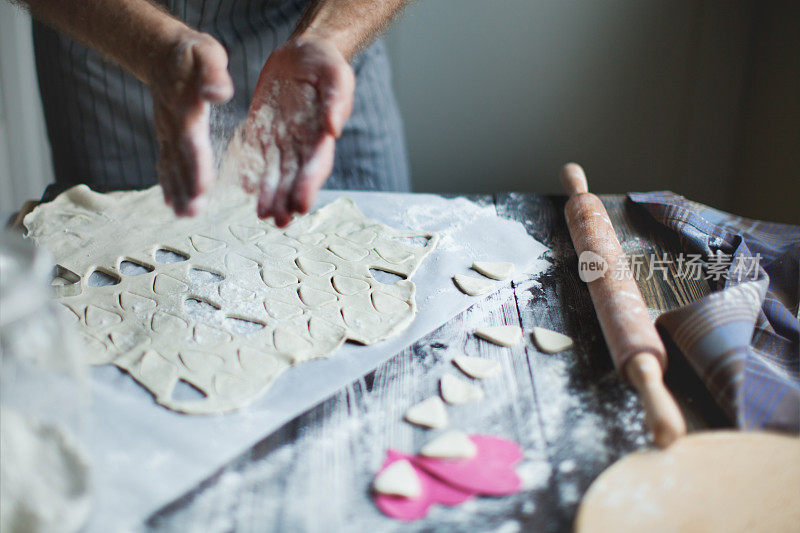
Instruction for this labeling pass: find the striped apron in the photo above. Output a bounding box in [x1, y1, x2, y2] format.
[32, 0, 410, 201]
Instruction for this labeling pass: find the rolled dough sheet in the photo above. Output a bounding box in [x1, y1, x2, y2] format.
[24, 185, 437, 415]
[32, 190, 549, 532]
[575, 431, 800, 532]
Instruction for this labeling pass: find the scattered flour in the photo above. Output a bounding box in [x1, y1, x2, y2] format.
[216, 80, 321, 199]
[516, 460, 552, 491]
[217, 106, 278, 193]
[490, 520, 521, 533]
[402, 198, 498, 253]
[558, 459, 576, 474]
[558, 481, 581, 505]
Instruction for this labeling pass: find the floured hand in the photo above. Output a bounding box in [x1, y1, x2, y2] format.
[151, 31, 233, 217]
[235, 37, 355, 227]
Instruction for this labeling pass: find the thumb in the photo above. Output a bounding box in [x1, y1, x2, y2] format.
[316, 61, 355, 137]
[192, 35, 235, 103]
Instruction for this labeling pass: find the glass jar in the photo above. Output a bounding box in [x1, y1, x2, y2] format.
[0, 232, 91, 533]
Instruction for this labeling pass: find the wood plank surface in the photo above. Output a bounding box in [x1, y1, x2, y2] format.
[148, 194, 729, 532]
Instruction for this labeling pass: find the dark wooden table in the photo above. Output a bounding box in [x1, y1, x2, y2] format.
[148, 194, 729, 533]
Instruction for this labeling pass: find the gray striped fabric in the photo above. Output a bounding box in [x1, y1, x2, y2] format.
[32, 0, 410, 201]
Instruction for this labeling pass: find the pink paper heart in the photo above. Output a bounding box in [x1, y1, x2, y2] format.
[472, 434, 523, 463]
[410, 435, 522, 496]
[373, 450, 474, 521]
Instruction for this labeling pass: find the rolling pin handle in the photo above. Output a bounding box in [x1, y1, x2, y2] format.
[560, 163, 589, 196]
[624, 353, 687, 448]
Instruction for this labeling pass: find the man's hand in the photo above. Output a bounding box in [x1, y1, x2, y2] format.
[23, 0, 235, 216]
[237, 37, 355, 227]
[150, 32, 234, 216]
[23, 0, 405, 220]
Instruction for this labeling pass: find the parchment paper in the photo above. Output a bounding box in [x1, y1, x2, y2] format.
[83, 191, 550, 532]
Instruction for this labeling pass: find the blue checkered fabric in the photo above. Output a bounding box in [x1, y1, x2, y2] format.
[629, 191, 799, 432]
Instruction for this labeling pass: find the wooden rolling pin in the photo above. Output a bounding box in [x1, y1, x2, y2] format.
[560, 163, 686, 448]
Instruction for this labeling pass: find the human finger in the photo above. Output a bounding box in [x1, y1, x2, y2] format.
[270, 144, 300, 227]
[177, 102, 214, 202]
[154, 106, 192, 214]
[289, 133, 335, 214]
[256, 152, 276, 220]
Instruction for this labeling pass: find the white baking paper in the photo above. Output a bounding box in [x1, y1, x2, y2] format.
[83, 191, 550, 532]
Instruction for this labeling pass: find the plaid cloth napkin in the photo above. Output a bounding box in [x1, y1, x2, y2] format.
[628, 192, 799, 432]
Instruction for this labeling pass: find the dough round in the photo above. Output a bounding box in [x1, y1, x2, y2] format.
[575, 431, 800, 533]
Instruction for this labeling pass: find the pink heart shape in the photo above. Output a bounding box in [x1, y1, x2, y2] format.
[410, 435, 523, 496]
[373, 449, 474, 521]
